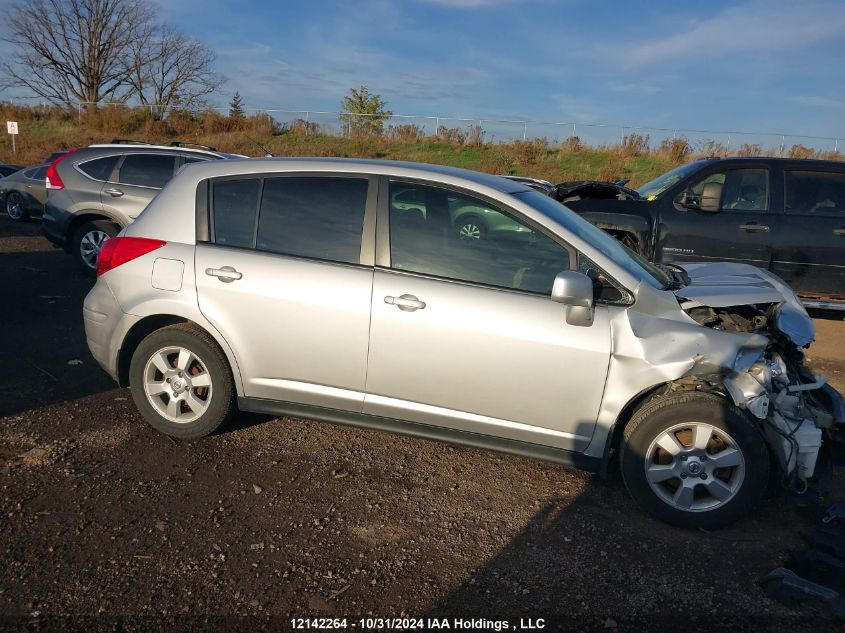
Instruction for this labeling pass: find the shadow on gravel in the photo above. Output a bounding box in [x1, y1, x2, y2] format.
[424, 451, 844, 631]
[0, 247, 113, 417]
[807, 308, 845, 322]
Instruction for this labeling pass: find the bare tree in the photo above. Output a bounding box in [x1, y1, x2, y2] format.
[128, 24, 224, 119]
[1, 0, 155, 106]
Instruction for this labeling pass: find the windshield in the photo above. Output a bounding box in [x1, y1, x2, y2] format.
[636, 162, 705, 200]
[514, 190, 671, 289]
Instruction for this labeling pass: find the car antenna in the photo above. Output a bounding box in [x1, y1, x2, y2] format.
[242, 134, 274, 157]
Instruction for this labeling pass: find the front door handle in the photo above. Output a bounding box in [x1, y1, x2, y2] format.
[385, 294, 426, 311]
[104, 188, 124, 197]
[835, 228, 845, 237]
[205, 266, 242, 282]
[739, 222, 769, 233]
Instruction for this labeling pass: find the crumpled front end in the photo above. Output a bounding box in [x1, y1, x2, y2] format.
[723, 347, 842, 489]
[675, 262, 844, 489]
[593, 263, 844, 491]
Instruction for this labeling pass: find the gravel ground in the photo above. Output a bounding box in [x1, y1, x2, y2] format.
[1, 213, 844, 632]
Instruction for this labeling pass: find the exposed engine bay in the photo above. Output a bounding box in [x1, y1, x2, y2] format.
[682, 299, 842, 492]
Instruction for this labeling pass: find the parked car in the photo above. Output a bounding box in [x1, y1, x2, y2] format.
[391, 185, 536, 240]
[502, 175, 555, 194]
[83, 157, 843, 528]
[0, 164, 48, 221]
[0, 164, 24, 178]
[42, 140, 244, 273]
[557, 158, 845, 309]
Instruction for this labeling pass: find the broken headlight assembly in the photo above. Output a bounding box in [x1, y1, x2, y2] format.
[725, 350, 827, 491]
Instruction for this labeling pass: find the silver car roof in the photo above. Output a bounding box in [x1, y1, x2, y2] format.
[86, 144, 245, 159]
[177, 157, 531, 194]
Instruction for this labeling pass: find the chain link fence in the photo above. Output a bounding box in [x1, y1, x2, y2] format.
[6, 99, 843, 156]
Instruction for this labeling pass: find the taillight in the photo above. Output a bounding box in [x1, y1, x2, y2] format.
[97, 236, 166, 276]
[45, 148, 79, 190]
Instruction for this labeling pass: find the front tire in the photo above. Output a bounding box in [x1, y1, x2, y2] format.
[620, 392, 769, 529]
[73, 220, 119, 275]
[129, 325, 237, 439]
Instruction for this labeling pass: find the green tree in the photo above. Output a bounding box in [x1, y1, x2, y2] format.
[228, 91, 245, 122]
[339, 85, 392, 136]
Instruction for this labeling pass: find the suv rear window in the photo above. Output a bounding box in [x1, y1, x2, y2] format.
[118, 154, 176, 189]
[785, 170, 845, 214]
[78, 156, 119, 182]
[257, 177, 368, 264]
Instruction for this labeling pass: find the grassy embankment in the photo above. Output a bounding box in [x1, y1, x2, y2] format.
[3, 103, 836, 188]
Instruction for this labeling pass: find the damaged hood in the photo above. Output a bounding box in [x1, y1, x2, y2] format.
[674, 261, 815, 348]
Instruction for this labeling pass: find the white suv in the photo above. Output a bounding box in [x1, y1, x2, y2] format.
[82, 157, 842, 528]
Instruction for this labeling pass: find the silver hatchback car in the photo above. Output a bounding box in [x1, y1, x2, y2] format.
[83, 158, 843, 528]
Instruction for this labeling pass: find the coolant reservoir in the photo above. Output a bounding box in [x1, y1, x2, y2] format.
[764, 414, 823, 480]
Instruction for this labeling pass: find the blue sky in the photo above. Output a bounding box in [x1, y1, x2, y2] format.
[4, 0, 845, 141]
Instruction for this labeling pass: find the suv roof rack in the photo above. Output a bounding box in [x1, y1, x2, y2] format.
[169, 140, 218, 152]
[109, 139, 152, 145]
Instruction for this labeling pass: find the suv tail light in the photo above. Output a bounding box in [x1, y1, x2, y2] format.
[45, 148, 79, 190]
[97, 236, 166, 276]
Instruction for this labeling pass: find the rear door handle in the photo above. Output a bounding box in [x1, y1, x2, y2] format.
[205, 266, 242, 282]
[384, 294, 426, 311]
[739, 222, 769, 233]
[835, 228, 845, 237]
[104, 188, 124, 197]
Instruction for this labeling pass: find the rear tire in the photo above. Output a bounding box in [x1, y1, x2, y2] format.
[73, 220, 119, 275]
[5, 192, 27, 221]
[129, 325, 237, 439]
[620, 392, 769, 529]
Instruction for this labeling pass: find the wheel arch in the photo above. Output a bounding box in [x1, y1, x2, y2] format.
[601, 378, 746, 472]
[68, 211, 123, 238]
[117, 314, 245, 397]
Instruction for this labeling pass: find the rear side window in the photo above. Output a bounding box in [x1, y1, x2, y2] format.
[32, 166, 47, 180]
[212, 178, 261, 248]
[183, 156, 211, 165]
[256, 177, 368, 264]
[118, 154, 176, 188]
[78, 156, 119, 181]
[785, 171, 845, 215]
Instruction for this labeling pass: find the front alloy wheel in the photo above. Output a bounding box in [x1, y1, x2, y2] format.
[621, 392, 769, 529]
[644, 422, 745, 512]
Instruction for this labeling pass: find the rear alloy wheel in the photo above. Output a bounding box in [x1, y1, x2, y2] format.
[73, 220, 119, 275]
[620, 392, 769, 529]
[129, 325, 236, 439]
[5, 192, 27, 221]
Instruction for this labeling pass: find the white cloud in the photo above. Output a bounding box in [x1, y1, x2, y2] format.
[615, 0, 845, 68]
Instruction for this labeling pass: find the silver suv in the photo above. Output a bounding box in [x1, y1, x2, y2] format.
[42, 141, 243, 273]
[83, 158, 843, 528]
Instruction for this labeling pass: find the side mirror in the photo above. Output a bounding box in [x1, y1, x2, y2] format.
[551, 271, 595, 327]
[699, 182, 722, 212]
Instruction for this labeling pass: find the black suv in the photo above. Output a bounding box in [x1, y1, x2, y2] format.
[557, 158, 845, 308]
